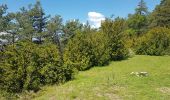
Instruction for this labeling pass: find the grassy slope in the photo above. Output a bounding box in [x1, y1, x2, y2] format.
[2, 55, 170, 100]
[33, 55, 170, 100]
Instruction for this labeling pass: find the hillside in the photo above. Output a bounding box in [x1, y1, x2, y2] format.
[28, 55, 170, 100]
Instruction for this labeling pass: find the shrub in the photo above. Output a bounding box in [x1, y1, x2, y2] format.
[136, 27, 170, 55]
[88, 32, 110, 66]
[63, 31, 94, 71]
[101, 17, 129, 60]
[63, 30, 111, 71]
[0, 41, 75, 92]
[64, 18, 129, 71]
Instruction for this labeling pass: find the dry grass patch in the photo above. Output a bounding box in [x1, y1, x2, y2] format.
[158, 87, 170, 94]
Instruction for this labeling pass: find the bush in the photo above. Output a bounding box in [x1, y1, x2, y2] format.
[63, 30, 111, 71]
[101, 17, 129, 60]
[0, 41, 75, 92]
[88, 32, 110, 66]
[136, 27, 170, 55]
[64, 18, 129, 71]
[63, 31, 94, 71]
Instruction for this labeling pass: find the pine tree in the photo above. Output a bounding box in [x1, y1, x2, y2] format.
[30, 1, 49, 42]
[127, 0, 149, 35]
[47, 15, 63, 60]
[62, 19, 83, 44]
[150, 0, 170, 28]
[0, 4, 9, 31]
[15, 7, 34, 41]
[135, 0, 148, 15]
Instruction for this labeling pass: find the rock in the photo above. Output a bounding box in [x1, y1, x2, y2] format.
[130, 71, 148, 77]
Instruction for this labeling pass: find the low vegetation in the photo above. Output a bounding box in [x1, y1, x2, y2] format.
[0, 0, 170, 99]
[12, 55, 170, 100]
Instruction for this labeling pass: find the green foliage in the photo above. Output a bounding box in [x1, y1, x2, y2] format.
[62, 20, 83, 44]
[101, 17, 129, 61]
[127, 14, 148, 35]
[126, 0, 149, 36]
[136, 27, 170, 55]
[135, 0, 148, 15]
[33, 55, 170, 100]
[0, 4, 9, 31]
[88, 32, 110, 66]
[63, 29, 111, 71]
[63, 31, 93, 71]
[47, 15, 63, 43]
[15, 7, 34, 41]
[0, 41, 75, 92]
[150, 0, 170, 28]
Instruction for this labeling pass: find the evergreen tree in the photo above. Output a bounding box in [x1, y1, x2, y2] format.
[30, 1, 49, 42]
[127, 0, 149, 35]
[47, 15, 63, 60]
[15, 7, 34, 41]
[0, 4, 9, 31]
[150, 0, 170, 28]
[47, 15, 63, 44]
[101, 17, 129, 60]
[62, 19, 83, 44]
[135, 0, 148, 15]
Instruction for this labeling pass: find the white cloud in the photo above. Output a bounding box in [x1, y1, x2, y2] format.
[88, 12, 105, 28]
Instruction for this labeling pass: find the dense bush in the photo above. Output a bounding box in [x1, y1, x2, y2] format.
[0, 41, 75, 92]
[136, 27, 170, 55]
[63, 31, 94, 71]
[101, 18, 129, 60]
[63, 30, 111, 71]
[88, 32, 110, 66]
[63, 19, 130, 71]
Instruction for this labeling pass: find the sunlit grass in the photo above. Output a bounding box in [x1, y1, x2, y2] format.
[32, 55, 170, 100]
[1, 55, 170, 100]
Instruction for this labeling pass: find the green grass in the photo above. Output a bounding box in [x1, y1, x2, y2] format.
[32, 55, 170, 100]
[2, 55, 170, 100]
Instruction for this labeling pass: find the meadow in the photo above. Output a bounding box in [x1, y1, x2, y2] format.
[26, 55, 170, 100]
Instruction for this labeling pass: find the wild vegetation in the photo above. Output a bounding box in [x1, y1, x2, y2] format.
[0, 0, 170, 99]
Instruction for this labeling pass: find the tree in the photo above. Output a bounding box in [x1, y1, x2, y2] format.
[150, 0, 170, 28]
[47, 15, 63, 60]
[101, 17, 129, 61]
[88, 31, 110, 66]
[136, 27, 170, 55]
[63, 31, 94, 71]
[15, 7, 34, 41]
[0, 41, 75, 92]
[127, 0, 149, 36]
[30, 1, 49, 42]
[0, 4, 14, 47]
[62, 19, 83, 44]
[135, 0, 148, 15]
[127, 14, 148, 35]
[0, 4, 9, 32]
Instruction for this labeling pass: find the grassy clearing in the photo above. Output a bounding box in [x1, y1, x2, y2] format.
[1, 55, 170, 100]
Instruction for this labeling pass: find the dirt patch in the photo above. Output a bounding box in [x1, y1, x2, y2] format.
[158, 87, 170, 94]
[105, 93, 122, 100]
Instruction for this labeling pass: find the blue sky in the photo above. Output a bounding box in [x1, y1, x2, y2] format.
[0, 0, 160, 27]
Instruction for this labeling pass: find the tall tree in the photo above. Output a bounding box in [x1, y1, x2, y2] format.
[15, 7, 34, 41]
[47, 15, 63, 59]
[150, 0, 170, 28]
[30, 1, 48, 42]
[0, 4, 20, 47]
[135, 0, 148, 15]
[62, 19, 83, 44]
[101, 17, 128, 60]
[47, 15, 63, 43]
[127, 0, 149, 35]
[0, 4, 9, 32]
